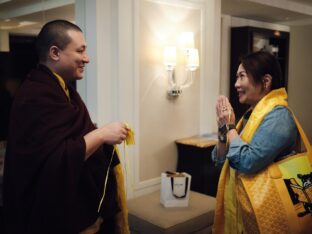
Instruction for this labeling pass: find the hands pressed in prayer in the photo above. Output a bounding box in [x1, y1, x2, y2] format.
[216, 96, 236, 128]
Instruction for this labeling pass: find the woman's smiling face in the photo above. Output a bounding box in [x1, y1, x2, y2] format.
[235, 64, 265, 107]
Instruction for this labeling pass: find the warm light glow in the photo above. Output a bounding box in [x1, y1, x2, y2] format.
[163, 47, 176, 68]
[274, 30, 281, 37]
[163, 32, 199, 97]
[0, 20, 36, 30]
[179, 32, 194, 49]
[187, 49, 199, 71]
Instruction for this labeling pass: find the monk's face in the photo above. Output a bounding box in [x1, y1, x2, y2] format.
[56, 30, 90, 80]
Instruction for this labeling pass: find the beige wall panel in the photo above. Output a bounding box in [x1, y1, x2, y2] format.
[288, 25, 312, 142]
[139, 0, 201, 181]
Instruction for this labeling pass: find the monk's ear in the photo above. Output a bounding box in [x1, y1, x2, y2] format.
[262, 74, 272, 91]
[49, 46, 60, 61]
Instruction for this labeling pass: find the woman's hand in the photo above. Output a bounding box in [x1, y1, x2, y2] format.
[216, 96, 235, 127]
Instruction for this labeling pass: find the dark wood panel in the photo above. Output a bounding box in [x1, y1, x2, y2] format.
[175, 141, 222, 197]
[230, 26, 290, 121]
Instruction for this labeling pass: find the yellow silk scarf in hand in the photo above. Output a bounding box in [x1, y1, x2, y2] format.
[98, 125, 135, 234]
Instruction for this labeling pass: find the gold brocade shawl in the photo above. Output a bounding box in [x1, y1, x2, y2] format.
[212, 88, 288, 234]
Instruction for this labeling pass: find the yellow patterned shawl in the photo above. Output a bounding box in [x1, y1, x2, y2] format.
[212, 88, 288, 234]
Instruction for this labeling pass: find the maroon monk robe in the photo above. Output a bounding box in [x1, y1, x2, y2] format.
[3, 64, 120, 234]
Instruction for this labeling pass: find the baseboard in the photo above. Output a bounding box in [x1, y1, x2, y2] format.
[130, 176, 161, 198]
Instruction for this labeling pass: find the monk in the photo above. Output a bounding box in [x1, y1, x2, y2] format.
[3, 20, 129, 234]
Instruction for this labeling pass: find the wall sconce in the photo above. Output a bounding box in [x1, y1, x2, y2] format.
[163, 32, 199, 97]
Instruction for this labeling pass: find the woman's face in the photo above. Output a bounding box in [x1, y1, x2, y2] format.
[235, 64, 265, 107]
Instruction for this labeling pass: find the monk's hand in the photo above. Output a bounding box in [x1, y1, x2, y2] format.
[100, 122, 129, 145]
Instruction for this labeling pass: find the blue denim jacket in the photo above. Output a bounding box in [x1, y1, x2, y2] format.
[212, 106, 297, 174]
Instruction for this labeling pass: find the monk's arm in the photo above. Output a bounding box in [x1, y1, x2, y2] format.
[83, 122, 128, 160]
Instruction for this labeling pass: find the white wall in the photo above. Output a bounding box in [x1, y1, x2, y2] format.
[137, 0, 221, 195]
[138, 1, 201, 181]
[288, 25, 312, 142]
[76, 0, 221, 197]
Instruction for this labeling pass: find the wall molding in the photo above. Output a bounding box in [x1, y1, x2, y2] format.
[76, 0, 221, 199]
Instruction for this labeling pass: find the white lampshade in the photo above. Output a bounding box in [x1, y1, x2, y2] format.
[163, 47, 176, 67]
[179, 32, 194, 49]
[187, 48, 199, 71]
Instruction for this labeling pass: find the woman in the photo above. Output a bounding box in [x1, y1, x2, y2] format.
[212, 51, 297, 233]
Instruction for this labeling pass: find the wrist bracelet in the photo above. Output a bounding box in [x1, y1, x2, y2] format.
[226, 124, 236, 132]
[218, 133, 227, 143]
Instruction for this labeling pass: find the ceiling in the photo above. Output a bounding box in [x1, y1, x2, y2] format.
[0, 0, 74, 34]
[222, 0, 312, 26]
[0, 0, 312, 35]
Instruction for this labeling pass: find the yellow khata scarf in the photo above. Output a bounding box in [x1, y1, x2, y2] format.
[112, 127, 134, 234]
[213, 88, 288, 234]
[99, 127, 135, 234]
[53, 72, 70, 99]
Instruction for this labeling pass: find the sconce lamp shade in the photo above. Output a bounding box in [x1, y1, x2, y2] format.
[179, 32, 194, 49]
[163, 33, 199, 97]
[187, 48, 199, 71]
[163, 47, 176, 69]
